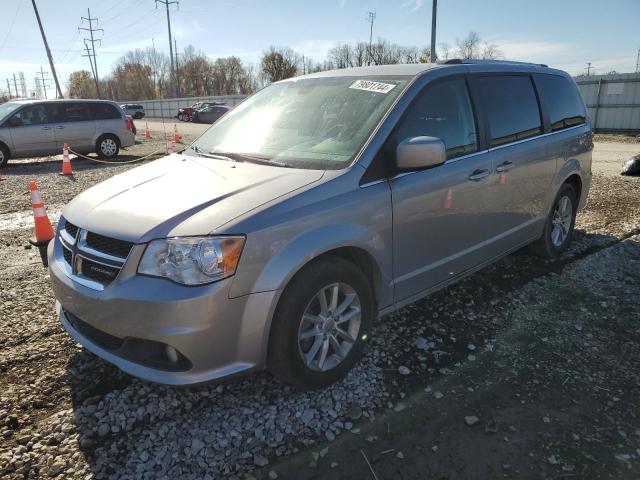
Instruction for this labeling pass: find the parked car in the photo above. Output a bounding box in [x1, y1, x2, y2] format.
[192, 104, 229, 124]
[49, 61, 591, 389]
[176, 102, 225, 121]
[121, 103, 145, 119]
[0, 99, 135, 167]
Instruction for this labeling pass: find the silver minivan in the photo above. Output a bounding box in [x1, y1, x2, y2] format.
[49, 61, 592, 389]
[0, 99, 135, 167]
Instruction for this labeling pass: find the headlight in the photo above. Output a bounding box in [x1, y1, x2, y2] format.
[138, 236, 245, 285]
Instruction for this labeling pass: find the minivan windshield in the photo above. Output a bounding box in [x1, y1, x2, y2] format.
[0, 102, 21, 120]
[188, 76, 409, 169]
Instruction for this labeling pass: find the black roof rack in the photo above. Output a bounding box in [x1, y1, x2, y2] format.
[440, 59, 548, 68]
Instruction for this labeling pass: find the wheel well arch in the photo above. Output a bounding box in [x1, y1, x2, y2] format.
[564, 174, 582, 204]
[0, 140, 10, 155]
[274, 246, 383, 317]
[96, 133, 121, 147]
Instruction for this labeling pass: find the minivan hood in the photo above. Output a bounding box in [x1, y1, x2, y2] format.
[63, 154, 325, 242]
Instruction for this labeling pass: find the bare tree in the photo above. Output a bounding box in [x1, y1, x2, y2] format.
[260, 46, 300, 83]
[481, 42, 503, 60]
[438, 42, 452, 61]
[456, 32, 482, 59]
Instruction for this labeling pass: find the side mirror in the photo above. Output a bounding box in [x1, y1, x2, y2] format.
[396, 136, 446, 170]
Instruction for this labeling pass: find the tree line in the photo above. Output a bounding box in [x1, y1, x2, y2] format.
[66, 31, 502, 101]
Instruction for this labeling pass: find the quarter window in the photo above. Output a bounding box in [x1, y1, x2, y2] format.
[534, 75, 586, 131]
[475, 76, 542, 147]
[395, 78, 478, 159]
[89, 103, 121, 120]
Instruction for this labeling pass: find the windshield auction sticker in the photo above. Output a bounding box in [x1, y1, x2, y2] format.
[349, 80, 396, 94]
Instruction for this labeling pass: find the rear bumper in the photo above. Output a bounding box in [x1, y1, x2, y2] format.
[120, 131, 135, 148]
[48, 237, 279, 385]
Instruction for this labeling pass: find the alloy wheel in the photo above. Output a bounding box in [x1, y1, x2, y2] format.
[297, 282, 361, 372]
[551, 195, 573, 247]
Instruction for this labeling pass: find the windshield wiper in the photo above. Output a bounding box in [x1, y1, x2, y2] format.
[209, 150, 290, 168]
[188, 145, 223, 160]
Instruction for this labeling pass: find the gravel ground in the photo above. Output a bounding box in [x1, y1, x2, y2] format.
[0, 140, 639, 479]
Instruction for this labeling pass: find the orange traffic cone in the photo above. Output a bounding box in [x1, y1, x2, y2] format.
[145, 123, 151, 140]
[442, 188, 453, 209]
[166, 139, 174, 154]
[498, 173, 507, 185]
[60, 143, 73, 175]
[28, 181, 55, 267]
[173, 124, 181, 143]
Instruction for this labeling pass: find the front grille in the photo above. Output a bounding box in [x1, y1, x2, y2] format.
[62, 246, 73, 266]
[85, 232, 133, 259]
[64, 310, 124, 350]
[64, 220, 79, 238]
[80, 258, 120, 284]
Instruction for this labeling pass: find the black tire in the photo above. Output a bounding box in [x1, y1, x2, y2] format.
[529, 183, 578, 258]
[177, 113, 184, 121]
[267, 256, 374, 390]
[0, 143, 9, 168]
[96, 134, 120, 160]
[134, 112, 143, 119]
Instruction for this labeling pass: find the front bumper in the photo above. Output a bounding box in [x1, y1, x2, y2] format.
[48, 236, 279, 385]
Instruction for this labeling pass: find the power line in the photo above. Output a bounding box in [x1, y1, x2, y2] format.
[155, 0, 179, 98]
[30, 0, 63, 98]
[79, 8, 103, 98]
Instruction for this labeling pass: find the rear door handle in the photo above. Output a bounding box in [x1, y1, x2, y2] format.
[496, 161, 513, 173]
[55, 125, 66, 129]
[468, 169, 490, 181]
[41, 126, 51, 130]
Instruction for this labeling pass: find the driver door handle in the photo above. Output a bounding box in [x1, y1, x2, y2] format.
[468, 169, 490, 181]
[41, 126, 52, 130]
[496, 161, 513, 173]
[55, 125, 66, 129]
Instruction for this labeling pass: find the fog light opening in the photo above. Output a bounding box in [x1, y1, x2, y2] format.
[166, 345, 179, 364]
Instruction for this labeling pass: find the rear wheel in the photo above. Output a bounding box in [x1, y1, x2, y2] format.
[0, 143, 9, 168]
[530, 183, 577, 258]
[96, 135, 120, 159]
[268, 257, 374, 390]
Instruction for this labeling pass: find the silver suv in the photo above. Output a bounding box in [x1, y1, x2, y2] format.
[49, 61, 592, 389]
[0, 99, 135, 167]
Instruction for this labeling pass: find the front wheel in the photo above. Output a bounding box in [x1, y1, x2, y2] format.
[0, 144, 9, 168]
[268, 257, 374, 390]
[96, 135, 120, 160]
[530, 183, 577, 258]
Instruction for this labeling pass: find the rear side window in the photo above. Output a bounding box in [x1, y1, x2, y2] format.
[475, 76, 542, 147]
[58, 103, 90, 122]
[395, 78, 478, 159]
[534, 75, 586, 131]
[89, 103, 121, 120]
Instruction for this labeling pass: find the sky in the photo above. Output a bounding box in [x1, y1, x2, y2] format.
[0, 0, 638, 98]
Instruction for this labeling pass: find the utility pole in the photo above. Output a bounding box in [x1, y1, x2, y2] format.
[366, 10, 376, 66]
[6, 79, 12, 99]
[38, 66, 49, 100]
[156, 0, 179, 98]
[31, 0, 63, 98]
[430, 0, 437, 62]
[79, 8, 103, 98]
[174, 38, 180, 97]
[82, 42, 98, 92]
[636, 48, 640, 73]
[13, 74, 19, 98]
[586, 62, 592, 76]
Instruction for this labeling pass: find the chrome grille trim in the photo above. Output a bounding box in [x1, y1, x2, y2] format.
[57, 226, 132, 291]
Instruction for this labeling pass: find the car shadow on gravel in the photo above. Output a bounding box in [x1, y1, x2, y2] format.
[63, 230, 639, 479]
